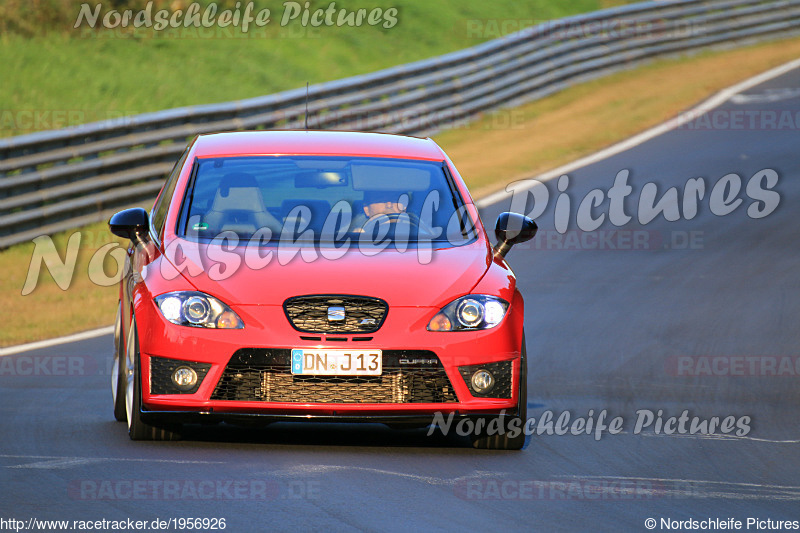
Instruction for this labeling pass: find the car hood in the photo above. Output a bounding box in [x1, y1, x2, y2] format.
[161, 238, 492, 308]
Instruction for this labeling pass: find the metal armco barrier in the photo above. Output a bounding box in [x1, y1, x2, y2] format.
[1, 0, 799, 248]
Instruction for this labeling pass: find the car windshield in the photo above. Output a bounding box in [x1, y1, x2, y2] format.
[178, 156, 477, 247]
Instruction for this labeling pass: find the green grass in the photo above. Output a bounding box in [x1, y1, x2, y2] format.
[0, 0, 631, 137]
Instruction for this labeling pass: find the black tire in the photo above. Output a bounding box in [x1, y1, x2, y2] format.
[125, 316, 181, 441]
[112, 303, 127, 422]
[470, 332, 527, 450]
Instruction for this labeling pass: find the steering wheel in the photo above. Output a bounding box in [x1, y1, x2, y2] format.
[381, 212, 439, 239]
[359, 212, 438, 239]
[381, 212, 421, 228]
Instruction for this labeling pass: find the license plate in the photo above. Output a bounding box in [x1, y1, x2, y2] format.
[291, 349, 382, 376]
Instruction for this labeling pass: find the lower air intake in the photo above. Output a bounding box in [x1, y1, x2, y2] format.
[211, 349, 457, 404]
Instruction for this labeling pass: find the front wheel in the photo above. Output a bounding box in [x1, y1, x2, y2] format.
[124, 316, 181, 441]
[111, 303, 127, 422]
[470, 332, 527, 450]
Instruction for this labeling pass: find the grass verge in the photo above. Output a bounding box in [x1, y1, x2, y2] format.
[2, 36, 800, 347]
[0, 0, 627, 138]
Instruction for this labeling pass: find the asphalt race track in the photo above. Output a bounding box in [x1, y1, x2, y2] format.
[1, 68, 799, 532]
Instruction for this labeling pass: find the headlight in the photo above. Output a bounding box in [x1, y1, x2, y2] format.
[154, 291, 244, 329]
[427, 295, 509, 331]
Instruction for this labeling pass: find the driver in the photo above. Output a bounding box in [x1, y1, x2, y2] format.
[351, 190, 439, 238]
[362, 190, 409, 218]
[351, 190, 410, 232]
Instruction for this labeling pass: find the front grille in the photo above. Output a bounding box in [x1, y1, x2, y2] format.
[283, 295, 388, 334]
[458, 360, 514, 399]
[211, 349, 458, 404]
[150, 356, 211, 395]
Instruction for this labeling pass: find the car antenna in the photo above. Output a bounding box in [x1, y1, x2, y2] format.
[304, 82, 309, 130]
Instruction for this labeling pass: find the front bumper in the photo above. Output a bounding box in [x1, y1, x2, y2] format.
[136, 296, 525, 422]
[140, 411, 521, 428]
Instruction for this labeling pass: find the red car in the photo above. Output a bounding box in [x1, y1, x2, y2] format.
[109, 131, 537, 449]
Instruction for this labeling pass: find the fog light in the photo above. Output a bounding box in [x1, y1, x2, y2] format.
[471, 369, 495, 393]
[172, 366, 198, 391]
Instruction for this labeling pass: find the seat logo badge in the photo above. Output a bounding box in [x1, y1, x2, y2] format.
[327, 306, 345, 321]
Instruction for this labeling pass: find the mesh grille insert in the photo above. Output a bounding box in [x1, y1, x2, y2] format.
[283, 295, 388, 334]
[458, 360, 514, 399]
[211, 349, 458, 404]
[150, 356, 211, 395]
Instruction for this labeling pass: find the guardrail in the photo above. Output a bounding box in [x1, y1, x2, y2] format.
[2, 0, 799, 248]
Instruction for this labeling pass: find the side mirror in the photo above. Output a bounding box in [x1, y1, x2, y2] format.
[493, 212, 537, 259]
[109, 207, 150, 244]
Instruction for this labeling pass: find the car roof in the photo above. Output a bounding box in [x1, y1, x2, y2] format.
[192, 130, 446, 160]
